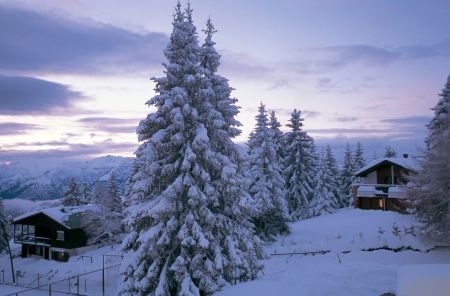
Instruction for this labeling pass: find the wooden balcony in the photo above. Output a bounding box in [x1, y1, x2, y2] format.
[352, 184, 411, 212]
[353, 183, 409, 199]
[14, 234, 52, 246]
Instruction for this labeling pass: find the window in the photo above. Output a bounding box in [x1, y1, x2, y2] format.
[56, 230, 65, 241]
[23, 225, 35, 235]
[52, 251, 69, 262]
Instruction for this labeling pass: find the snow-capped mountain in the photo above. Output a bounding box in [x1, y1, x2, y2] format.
[0, 155, 133, 200]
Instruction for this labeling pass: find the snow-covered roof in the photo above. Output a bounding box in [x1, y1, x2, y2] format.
[13, 204, 97, 229]
[355, 157, 420, 177]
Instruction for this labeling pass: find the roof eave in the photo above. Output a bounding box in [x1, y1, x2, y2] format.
[13, 212, 72, 230]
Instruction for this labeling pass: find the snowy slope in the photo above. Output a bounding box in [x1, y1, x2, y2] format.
[2, 209, 448, 296]
[0, 155, 133, 200]
[217, 209, 450, 296]
[0, 244, 123, 295]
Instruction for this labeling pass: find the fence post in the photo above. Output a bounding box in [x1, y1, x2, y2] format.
[68, 277, 71, 293]
[77, 275, 80, 295]
[49, 283, 52, 296]
[2, 269, 4, 284]
[37, 273, 40, 288]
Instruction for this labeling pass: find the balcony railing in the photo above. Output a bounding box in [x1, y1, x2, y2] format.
[353, 183, 409, 199]
[14, 234, 52, 246]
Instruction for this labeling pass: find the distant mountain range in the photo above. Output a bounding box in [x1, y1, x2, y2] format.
[0, 155, 133, 200]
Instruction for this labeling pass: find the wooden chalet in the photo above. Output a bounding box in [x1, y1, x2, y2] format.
[352, 155, 419, 213]
[12, 205, 96, 261]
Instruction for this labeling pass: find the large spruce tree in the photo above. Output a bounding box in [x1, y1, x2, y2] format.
[410, 75, 450, 243]
[119, 4, 262, 295]
[311, 150, 339, 216]
[283, 109, 316, 220]
[353, 142, 366, 171]
[247, 104, 289, 240]
[339, 143, 355, 208]
[84, 174, 124, 244]
[269, 110, 286, 160]
[62, 177, 84, 206]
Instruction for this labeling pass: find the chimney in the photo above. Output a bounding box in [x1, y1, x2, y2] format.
[403, 153, 409, 159]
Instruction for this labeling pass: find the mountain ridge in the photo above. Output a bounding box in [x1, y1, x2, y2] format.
[0, 155, 133, 200]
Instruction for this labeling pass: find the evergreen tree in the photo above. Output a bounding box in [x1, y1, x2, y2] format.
[339, 143, 355, 207]
[325, 145, 341, 206]
[426, 75, 450, 147]
[107, 172, 123, 213]
[353, 142, 366, 171]
[384, 145, 397, 158]
[62, 177, 84, 206]
[84, 174, 124, 244]
[247, 104, 288, 240]
[352, 142, 366, 203]
[119, 5, 262, 295]
[200, 17, 242, 143]
[311, 151, 339, 216]
[81, 182, 91, 204]
[410, 75, 450, 243]
[283, 109, 316, 220]
[269, 111, 285, 160]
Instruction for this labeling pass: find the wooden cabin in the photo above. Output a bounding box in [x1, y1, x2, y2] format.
[352, 156, 418, 213]
[12, 205, 95, 261]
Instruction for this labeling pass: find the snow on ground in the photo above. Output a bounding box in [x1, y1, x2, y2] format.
[218, 209, 450, 296]
[1, 209, 448, 296]
[397, 264, 450, 296]
[0, 244, 122, 296]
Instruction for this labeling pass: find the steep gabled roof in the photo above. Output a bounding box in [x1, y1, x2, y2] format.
[13, 204, 97, 229]
[355, 157, 420, 177]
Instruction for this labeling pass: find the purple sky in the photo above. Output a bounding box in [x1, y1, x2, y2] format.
[0, 0, 449, 162]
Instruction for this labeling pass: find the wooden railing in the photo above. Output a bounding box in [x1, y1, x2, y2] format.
[352, 183, 409, 197]
[14, 234, 51, 246]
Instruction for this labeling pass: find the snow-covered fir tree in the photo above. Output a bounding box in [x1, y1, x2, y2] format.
[107, 172, 123, 213]
[339, 143, 355, 208]
[247, 104, 288, 240]
[62, 177, 85, 206]
[410, 75, 450, 243]
[310, 150, 340, 216]
[352, 142, 366, 205]
[426, 75, 450, 147]
[84, 174, 124, 244]
[283, 109, 316, 220]
[353, 142, 366, 171]
[384, 145, 397, 158]
[119, 5, 262, 295]
[200, 17, 242, 143]
[81, 182, 91, 204]
[269, 111, 285, 160]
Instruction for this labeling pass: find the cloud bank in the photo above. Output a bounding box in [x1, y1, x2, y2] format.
[0, 5, 167, 74]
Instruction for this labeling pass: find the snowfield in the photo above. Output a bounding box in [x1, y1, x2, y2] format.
[217, 209, 450, 296]
[0, 244, 123, 295]
[1, 209, 449, 296]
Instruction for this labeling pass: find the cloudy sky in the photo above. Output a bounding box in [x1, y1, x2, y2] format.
[1, 0, 449, 162]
